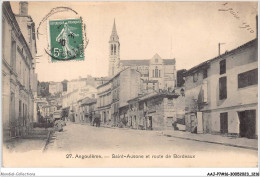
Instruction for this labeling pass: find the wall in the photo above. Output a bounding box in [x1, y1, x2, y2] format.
[184, 40, 258, 137]
[2, 2, 37, 140]
[119, 68, 141, 108]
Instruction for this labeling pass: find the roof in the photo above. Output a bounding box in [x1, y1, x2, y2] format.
[81, 98, 97, 106]
[120, 59, 175, 66]
[97, 67, 139, 89]
[121, 60, 149, 66]
[184, 38, 257, 76]
[94, 77, 111, 81]
[128, 90, 179, 103]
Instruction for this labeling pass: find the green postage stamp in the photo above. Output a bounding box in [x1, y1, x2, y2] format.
[49, 19, 84, 62]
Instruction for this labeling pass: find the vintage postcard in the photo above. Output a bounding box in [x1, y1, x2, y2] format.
[1, 0, 259, 173]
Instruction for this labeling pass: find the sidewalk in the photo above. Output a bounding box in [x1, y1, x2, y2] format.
[92, 122, 258, 150]
[4, 128, 52, 152]
[163, 130, 258, 150]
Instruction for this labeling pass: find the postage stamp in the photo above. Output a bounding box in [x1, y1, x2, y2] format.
[48, 19, 84, 62]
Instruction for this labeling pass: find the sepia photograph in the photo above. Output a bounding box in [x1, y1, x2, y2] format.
[1, 0, 259, 173]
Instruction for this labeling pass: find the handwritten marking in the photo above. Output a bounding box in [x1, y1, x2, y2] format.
[218, 2, 254, 33]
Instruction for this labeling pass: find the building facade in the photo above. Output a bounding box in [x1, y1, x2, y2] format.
[49, 81, 63, 95]
[67, 76, 109, 93]
[112, 68, 142, 126]
[184, 39, 258, 138]
[78, 97, 97, 124]
[97, 68, 142, 126]
[127, 91, 180, 130]
[121, 54, 177, 91]
[2, 2, 38, 140]
[97, 80, 112, 125]
[107, 20, 177, 91]
[62, 84, 97, 122]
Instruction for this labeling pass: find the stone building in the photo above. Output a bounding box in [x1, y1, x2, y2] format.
[184, 39, 258, 138]
[2, 1, 37, 140]
[107, 20, 177, 91]
[114, 68, 142, 126]
[97, 80, 112, 125]
[177, 69, 186, 88]
[34, 97, 48, 122]
[121, 54, 177, 91]
[67, 75, 109, 93]
[97, 68, 142, 126]
[49, 81, 63, 96]
[127, 91, 180, 130]
[78, 97, 97, 124]
[62, 84, 97, 113]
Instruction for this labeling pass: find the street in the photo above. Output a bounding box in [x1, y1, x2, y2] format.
[44, 122, 258, 167]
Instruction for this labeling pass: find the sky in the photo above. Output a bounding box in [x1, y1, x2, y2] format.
[10, 1, 258, 82]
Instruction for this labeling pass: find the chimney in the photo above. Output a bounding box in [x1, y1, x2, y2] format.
[19, 1, 28, 16]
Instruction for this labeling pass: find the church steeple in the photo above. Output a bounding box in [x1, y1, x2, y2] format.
[108, 19, 120, 77]
[110, 18, 119, 42]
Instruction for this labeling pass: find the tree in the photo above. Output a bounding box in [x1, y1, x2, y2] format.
[38, 81, 50, 97]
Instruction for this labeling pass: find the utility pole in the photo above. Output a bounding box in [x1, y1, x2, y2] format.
[218, 42, 225, 56]
[170, 37, 173, 59]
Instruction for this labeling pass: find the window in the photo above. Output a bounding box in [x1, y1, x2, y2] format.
[155, 66, 158, 78]
[152, 70, 154, 77]
[219, 76, 227, 100]
[193, 73, 198, 82]
[19, 100, 22, 117]
[114, 44, 116, 55]
[111, 44, 113, 55]
[238, 69, 258, 88]
[11, 38, 16, 70]
[159, 70, 161, 78]
[203, 69, 207, 79]
[23, 103, 25, 126]
[10, 92, 15, 121]
[155, 58, 158, 63]
[220, 59, 226, 75]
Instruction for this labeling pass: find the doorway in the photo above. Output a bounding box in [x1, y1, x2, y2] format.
[220, 112, 228, 134]
[103, 111, 106, 123]
[134, 116, 137, 128]
[238, 110, 256, 139]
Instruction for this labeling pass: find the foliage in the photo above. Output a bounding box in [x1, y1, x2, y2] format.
[38, 81, 50, 98]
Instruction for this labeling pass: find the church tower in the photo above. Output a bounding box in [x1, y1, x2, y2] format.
[108, 19, 120, 77]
